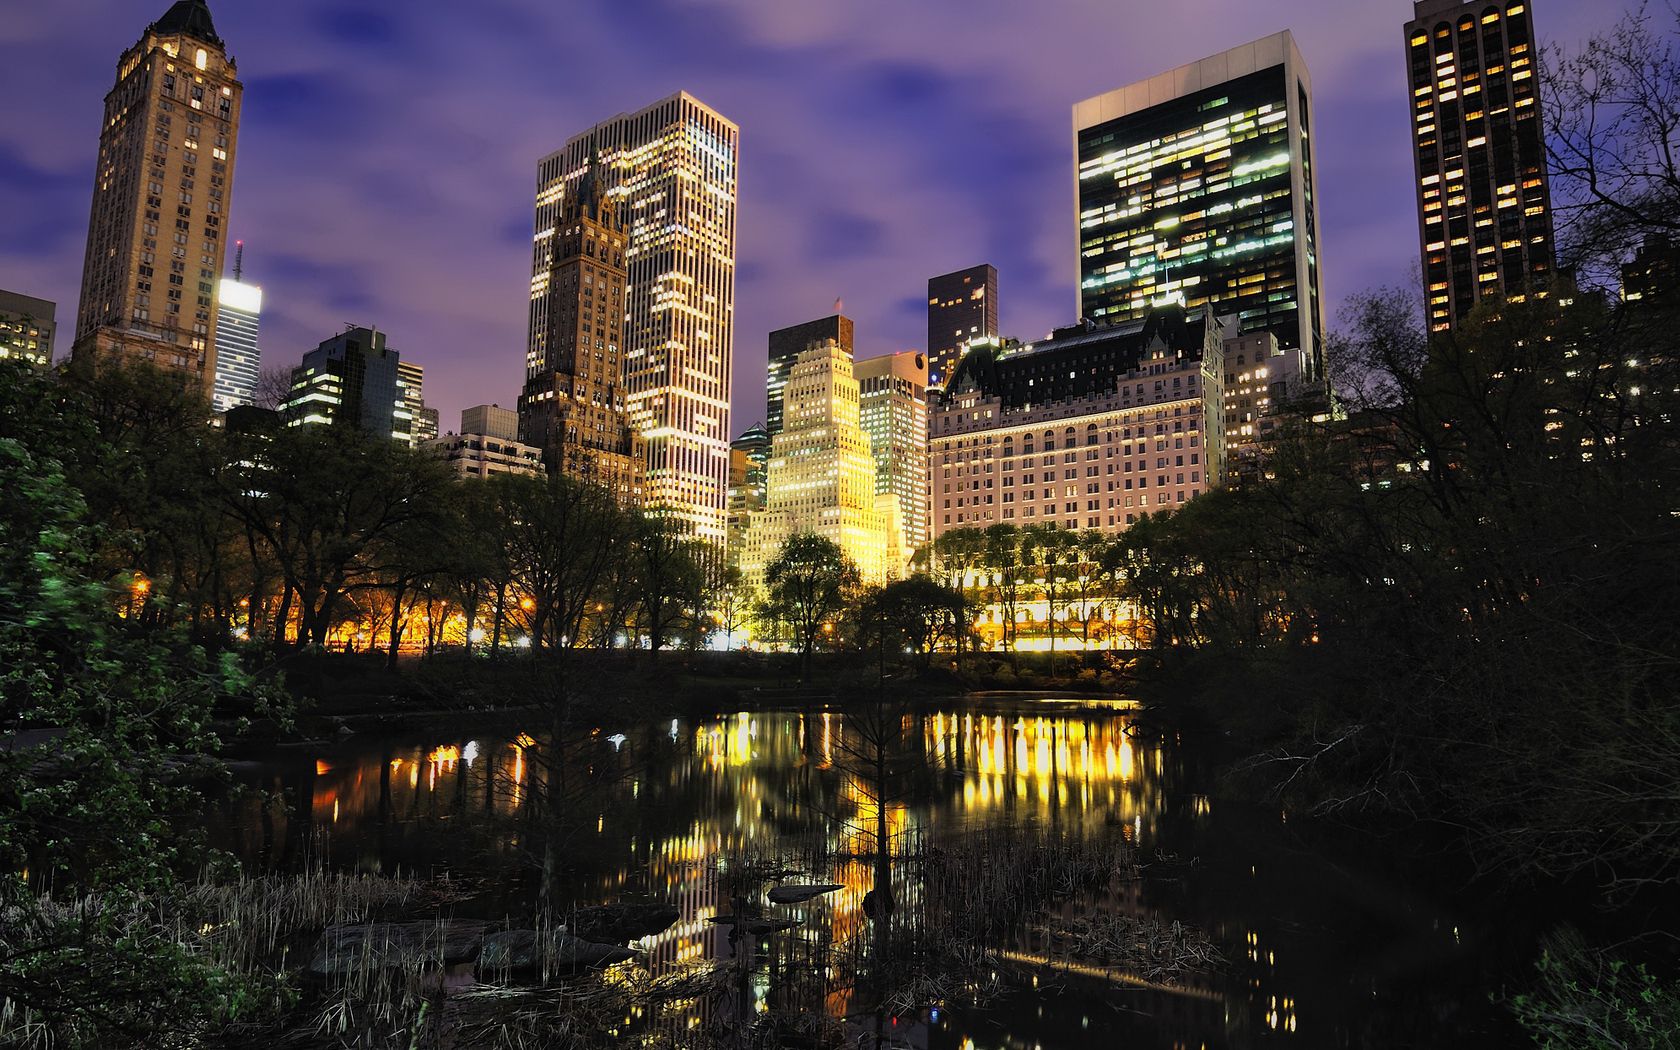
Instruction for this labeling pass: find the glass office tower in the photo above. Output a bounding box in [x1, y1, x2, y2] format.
[1074, 32, 1325, 381]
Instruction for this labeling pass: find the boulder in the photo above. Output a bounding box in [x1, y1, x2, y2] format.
[570, 902, 680, 943]
[766, 883, 844, 905]
[477, 930, 638, 977]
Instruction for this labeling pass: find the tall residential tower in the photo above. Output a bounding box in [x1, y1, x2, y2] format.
[73, 0, 242, 387]
[856, 351, 930, 554]
[1406, 0, 1555, 332]
[1074, 32, 1324, 381]
[528, 93, 738, 541]
[927, 265, 997, 388]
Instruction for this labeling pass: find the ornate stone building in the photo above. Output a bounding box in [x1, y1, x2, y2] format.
[519, 158, 645, 503]
[73, 0, 242, 388]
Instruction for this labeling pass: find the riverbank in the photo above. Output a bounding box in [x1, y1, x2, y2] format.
[232, 647, 1139, 745]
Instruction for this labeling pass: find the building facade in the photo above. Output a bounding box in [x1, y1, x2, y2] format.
[73, 0, 242, 388]
[931, 307, 1226, 539]
[767, 314, 853, 436]
[430, 404, 543, 479]
[856, 351, 930, 554]
[282, 327, 407, 442]
[1407, 0, 1555, 332]
[0, 290, 56, 366]
[210, 274, 260, 412]
[395, 360, 433, 446]
[927, 265, 997, 389]
[529, 93, 737, 540]
[1219, 330, 1313, 481]
[739, 342, 905, 588]
[1074, 32, 1324, 381]
[519, 158, 644, 502]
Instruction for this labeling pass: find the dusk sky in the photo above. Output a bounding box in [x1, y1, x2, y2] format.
[0, 0, 1628, 430]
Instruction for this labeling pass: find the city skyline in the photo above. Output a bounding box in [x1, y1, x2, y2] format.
[0, 0, 1627, 428]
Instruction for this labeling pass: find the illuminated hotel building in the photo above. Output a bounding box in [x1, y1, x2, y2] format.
[855, 351, 930, 553]
[73, 0, 241, 389]
[931, 306, 1226, 539]
[0, 290, 56, 366]
[739, 341, 906, 587]
[210, 256, 260, 412]
[927, 265, 997, 388]
[1074, 32, 1324, 382]
[529, 93, 737, 541]
[767, 314, 852, 436]
[1406, 0, 1555, 332]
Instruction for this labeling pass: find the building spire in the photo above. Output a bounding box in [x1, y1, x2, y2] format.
[150, 0, 221, 47]
[233, 240, 244, 281]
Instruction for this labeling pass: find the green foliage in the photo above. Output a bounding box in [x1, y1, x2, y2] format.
[0, 361, 288, 1045]
[1510, 931, 1680, 1050]
[762, 534, 859, 674]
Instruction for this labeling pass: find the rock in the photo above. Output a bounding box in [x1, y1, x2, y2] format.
[766, 883, 844, 905]
[477, 929, 638, 977]
[478, 929, 539, 973]
[306, 921, 488, 979]
[705, 915, 801, 934]
[570, 902, 680, 943]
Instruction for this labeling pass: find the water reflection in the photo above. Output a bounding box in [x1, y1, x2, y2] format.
[216, 703, 1474, 1047]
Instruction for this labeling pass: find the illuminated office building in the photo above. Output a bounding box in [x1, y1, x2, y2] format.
[739, 342, 905, 588]
[856, 351, 930, 553]
[767, 314, 852, 436]
[529, 93, 737, 540]
[430, 405, 543, 479]
[281, 327, 408, 443]
[1074, 32, 1324, 380]
[927, 265, 996, 388]
[210, 244, 260, 413]
[0, 290, 56, 366]
[396, 359, 431, 446]
[73, 0, 242, 388]
[1406, 0, 1555, 332]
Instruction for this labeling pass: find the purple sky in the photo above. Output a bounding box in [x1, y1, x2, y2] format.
[0, 0, 1627, 432]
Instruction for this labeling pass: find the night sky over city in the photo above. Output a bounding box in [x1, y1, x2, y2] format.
[0, 0, 1632, 427]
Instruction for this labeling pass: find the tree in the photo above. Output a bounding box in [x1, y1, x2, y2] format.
[0, 360, 281, 1044]
[762, 534, 859, 680]
[229, 426, 457, 648]
[855, 576, 969, 674]
[630, 511, 706, 652]
[497, 471, 623, 651]
[1544, 4, 1680, 285]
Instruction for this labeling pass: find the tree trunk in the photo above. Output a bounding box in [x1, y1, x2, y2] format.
[387, 579, 408, 669]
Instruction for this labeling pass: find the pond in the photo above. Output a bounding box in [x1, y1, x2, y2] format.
[211, 699, 1515, 1048]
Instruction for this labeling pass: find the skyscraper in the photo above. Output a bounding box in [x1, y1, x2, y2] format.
[1074, 32, 1324, 380]
[530, 93, 738, 542]
[0, 290, 56, 367]
[927, 265, 996, 388]
[1406, 0, 1555, 332]
[282, 327, 407, 443]
[739, 341, 905, 588]
[766, 314, 852, 436]
[211, 242, 260, 413]
[73, 0, 242, 387]
[856, 351, 930, 554]
[396, 360, 434, 446]
[519, 157, 644, 503]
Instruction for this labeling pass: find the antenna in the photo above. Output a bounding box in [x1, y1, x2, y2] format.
[233, 240, 244, 281]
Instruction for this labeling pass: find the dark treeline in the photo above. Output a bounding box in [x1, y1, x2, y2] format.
[0, 358, 722, 666]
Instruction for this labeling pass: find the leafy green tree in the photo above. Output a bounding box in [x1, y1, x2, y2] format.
[763, 533, 859, 679]
[855, 576, 970, 674]
[0, 360, 280, 1046]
